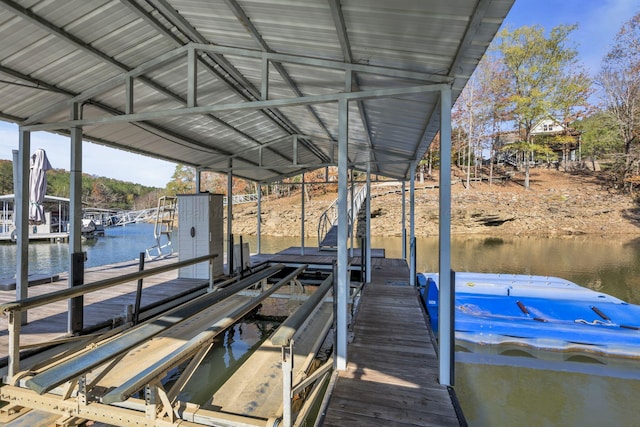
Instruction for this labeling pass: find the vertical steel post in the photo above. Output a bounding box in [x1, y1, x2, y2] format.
[401, 180, 406, 260]
[257, 184, 262, 254]
[300, 173, 305, 256]
[227, 161, 233, 275]
[281, 344, 293, 427]
[69, 104, 84, 333]
[409, 160, 416, 287]
[365, 162, 372, 283]
[16, 131, 29, 325]
[261, 55, 269, 101]
[350, 173, 354, 257]
[7, 310, 20, 382]
[439, 86, 453, 386]
[336, 75, 350, 370]
[195, 168, 201, 193]
[187, 46, 197, 108]
[133, 252, 145, 325]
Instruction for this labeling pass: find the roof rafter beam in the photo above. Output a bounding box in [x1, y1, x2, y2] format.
[191, 43, 454, 83]
[0, 61, 235, 158]
[6, 0, 285, 166]
[23, 83, 448, 132]
[328, 0, 376, 163]
[223, 0, 336, 144]
[144, 0, 323, 164]
[0, 0, 189, 110]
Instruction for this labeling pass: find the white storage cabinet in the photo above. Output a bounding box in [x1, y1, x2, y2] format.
[177, 193, 224, 279]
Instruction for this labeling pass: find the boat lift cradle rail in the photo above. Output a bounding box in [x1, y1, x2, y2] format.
[270, 273, 334, 427]
[0, 253, 219, 383]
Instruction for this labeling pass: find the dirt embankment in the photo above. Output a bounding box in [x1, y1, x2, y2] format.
[228, 170, 640, 238]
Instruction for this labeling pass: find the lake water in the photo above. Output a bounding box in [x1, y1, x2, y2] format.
[2, 227, 640, 425]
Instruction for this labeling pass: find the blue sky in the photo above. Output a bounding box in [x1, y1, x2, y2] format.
[0, 0, 638, 188]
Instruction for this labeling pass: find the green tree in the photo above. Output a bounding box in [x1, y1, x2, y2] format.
[165, 164, 195, 196]
[496, 24, 591, 188]
[575, 112, 620, 170]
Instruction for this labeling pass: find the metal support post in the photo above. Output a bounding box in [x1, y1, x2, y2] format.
[366, 163, 372, 283]
[409, 160, 416, 287]
[7, 310, 20, 382]
[401, 180, 406, 260]
[281, 343, 293, 427]
[144, 384, 157, 419]
[78, 374, 88, 406]
[350, 173, 355, 257]
[133, 252, 145, 325]
[69, 104, 84, 334]
[336, 92, 349, 370]
[227, 161, 233, 275]
[16, 130, 29, 325]
[257, 183, 262, 254]
[301, 173, 305, 256]
[439, 86, 454, 386]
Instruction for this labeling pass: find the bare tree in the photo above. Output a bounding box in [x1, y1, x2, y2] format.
[597, 12, 640, 190]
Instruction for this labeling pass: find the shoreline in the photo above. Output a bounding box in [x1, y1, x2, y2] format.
[229, 170, 640, 238]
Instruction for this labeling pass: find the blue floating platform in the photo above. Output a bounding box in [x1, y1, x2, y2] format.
[418, 272, 640, 363]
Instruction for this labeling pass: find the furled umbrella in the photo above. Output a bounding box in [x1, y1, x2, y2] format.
[28, 149, 52, 225]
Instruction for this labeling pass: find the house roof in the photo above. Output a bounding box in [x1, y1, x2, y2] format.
[0, 0, 514, 183]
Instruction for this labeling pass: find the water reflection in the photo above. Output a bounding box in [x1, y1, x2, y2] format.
[370, 235, 640, 305]
[175, 319, 280, 406]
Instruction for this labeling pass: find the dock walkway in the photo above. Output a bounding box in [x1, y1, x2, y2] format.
[321, 257, 462, 426]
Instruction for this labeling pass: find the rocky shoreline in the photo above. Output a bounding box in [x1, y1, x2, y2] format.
[228, 170, 640, 238]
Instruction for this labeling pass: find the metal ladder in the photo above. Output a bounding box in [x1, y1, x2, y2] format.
[146, 196, 177, 258]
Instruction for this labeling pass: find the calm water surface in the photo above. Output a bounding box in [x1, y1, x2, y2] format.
[2, 229, 640, 425]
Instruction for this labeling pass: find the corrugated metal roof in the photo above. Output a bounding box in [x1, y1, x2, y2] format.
[0, 0, 514, 182]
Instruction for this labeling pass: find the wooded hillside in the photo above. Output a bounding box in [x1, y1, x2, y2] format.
[0, 159, 161, 209]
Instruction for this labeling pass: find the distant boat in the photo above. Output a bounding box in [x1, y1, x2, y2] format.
[418, 272, 640, 365]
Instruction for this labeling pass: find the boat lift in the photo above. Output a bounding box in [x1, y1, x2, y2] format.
[0, 259, 336, 427]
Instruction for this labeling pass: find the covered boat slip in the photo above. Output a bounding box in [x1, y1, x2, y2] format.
[0, 251, 459, 427]
[0, 259, 319, 425]
[0, 0, 515, 425]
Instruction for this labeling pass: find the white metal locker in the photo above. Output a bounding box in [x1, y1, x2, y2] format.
[178, 193, 223, 279]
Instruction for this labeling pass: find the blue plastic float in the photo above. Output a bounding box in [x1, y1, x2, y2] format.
[418, 272, 640, 362]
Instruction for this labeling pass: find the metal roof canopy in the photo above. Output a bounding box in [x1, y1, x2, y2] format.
[0, 0, 513, 183]
[2, 0, 514, 391]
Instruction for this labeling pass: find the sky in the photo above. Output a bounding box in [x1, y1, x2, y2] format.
[0, 0, 638, 188]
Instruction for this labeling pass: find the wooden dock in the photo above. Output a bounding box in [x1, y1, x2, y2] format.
[1, 248, 463, 426]
[321, 257, 463, 426]
[0, 255, 207, 359]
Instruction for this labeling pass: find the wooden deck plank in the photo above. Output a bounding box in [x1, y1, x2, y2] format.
[0, 255, 207, 358]
[321, 259, 462, 426]
[208, 302, 333, 419]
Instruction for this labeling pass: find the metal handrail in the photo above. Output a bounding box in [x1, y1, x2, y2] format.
[317, 184, 368, 247]
[0, 254, 217, 314]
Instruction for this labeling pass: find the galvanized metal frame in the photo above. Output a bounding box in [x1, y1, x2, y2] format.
[439, 87, 454, 386]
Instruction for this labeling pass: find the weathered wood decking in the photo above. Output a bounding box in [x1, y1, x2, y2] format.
[0, 255, 207, 358]
[321, 257, 462, 426]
